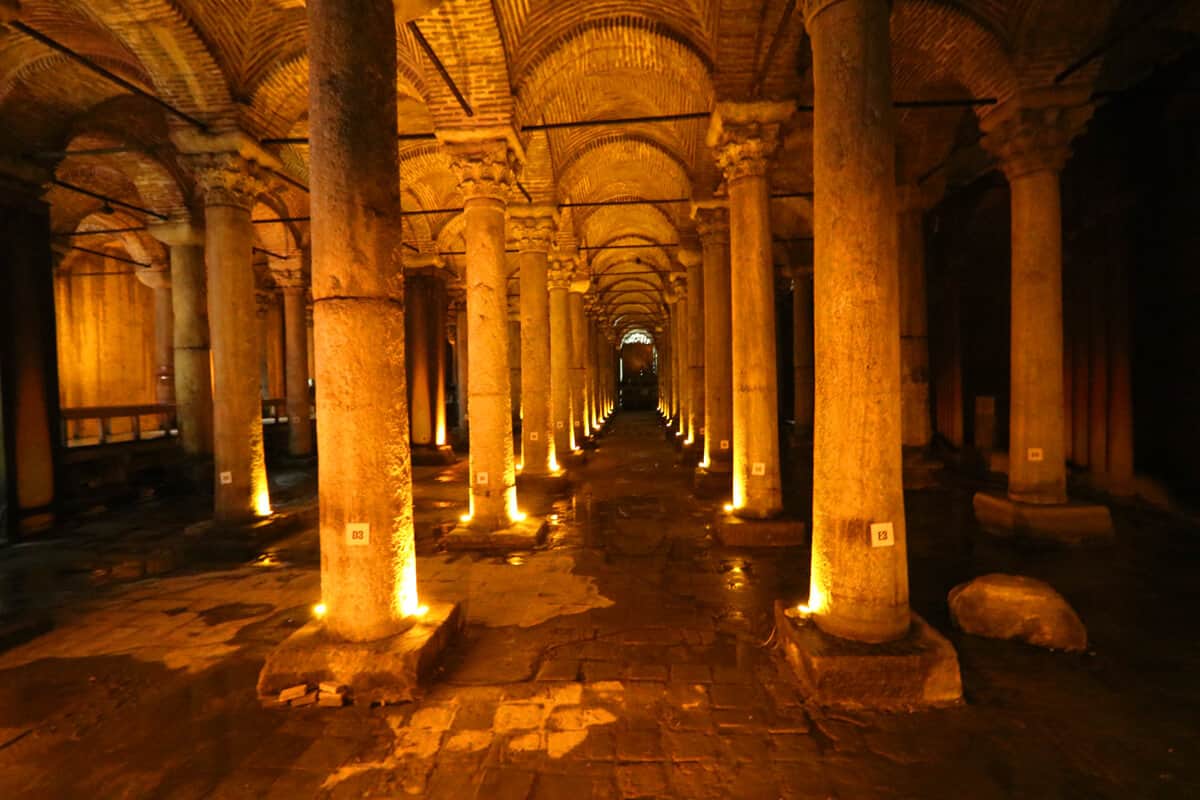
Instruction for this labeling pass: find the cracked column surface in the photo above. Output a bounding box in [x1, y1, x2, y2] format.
[981, 88, 1093, 506]
[270, 258, 313, 458]
[308, 0, 418, 638]
[805, 0, 907, 643]
[696, 205, 732, 471]
[511, 206, 557, 474]
[445, 133, 523, 530]
[897, 185, 933, 449]
[149, 220, 213, 455]
[569, 279, 589, 442]
[548, 260, 573, 454]
[188, 149, 272, 524]
[708, 103, 788, 519]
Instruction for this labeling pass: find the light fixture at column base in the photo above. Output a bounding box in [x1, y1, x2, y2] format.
[441, 515, 548, 550]
[410, 444, 459, 466]
[775, 602, 963, 711]
[714, 512, 807, 547]
[257, 601, 464, 707]
[693, 463, 732, 497]
[972, 491, 1114, 545]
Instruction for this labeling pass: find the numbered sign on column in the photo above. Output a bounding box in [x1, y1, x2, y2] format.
[869, 522, 895, 548]
[346, 522, 370, 546]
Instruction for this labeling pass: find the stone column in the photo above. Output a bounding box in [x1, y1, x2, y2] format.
[897, 185, 933, 449]
[430, 270, 450, 448]
[406, 271, 435, 448]
[148, 219, 213, 455]
[568, 279, 589, 442]
[269, 258, 313, 457]
[549, 259, 574, 454]
[444, 133, 524, 530]
[306, 0, 418, 636]
[510, 206, 557, 474]
[695, 204, 733, 473]
[682, 246, 705, 446]
[508, 309, 521, 432]
[265, 291, 285, 399]
[452, 290, 469, 432]
[672, 281, 688, 437]
[980, 89, 1093, 507]
[792, 266, 814, 436]
[188, 148, 273, 522]
[708, 102, 790, 519]
[803, 0, 906, 642]
[135, 266, 175, 407]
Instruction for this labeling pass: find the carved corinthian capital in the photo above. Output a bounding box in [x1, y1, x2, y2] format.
[443, 137, 521, 203]
[508, 205, 558, 253]
[706, 101, 795, 183]
[981, 88, 1094, 181]
[191, 151, 270, 210]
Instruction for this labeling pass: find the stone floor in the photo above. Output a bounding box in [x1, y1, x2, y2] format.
[0, 411, 1198, 798]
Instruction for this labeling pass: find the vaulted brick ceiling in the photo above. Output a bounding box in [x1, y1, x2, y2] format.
[2, 0, 1197, 335]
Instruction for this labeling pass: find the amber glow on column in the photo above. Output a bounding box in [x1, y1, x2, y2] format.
[395, 546, 419, 618]
[254, 488, 272, 517]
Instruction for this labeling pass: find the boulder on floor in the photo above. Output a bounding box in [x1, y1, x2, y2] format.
[948, 574, 1087, 652]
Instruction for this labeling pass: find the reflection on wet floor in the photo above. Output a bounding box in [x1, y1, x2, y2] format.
[0, 410, 1198, 798]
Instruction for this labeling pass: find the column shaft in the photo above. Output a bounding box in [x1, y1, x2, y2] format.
[792, 272, 814, 434]
[308, 0, 417, 638]
[700, 214, 733, 471]
[430, 275, 449, 447]
[898, 201, 932, 448]
[407, 275, 434, 447]
[687, 260, 705, 443]
[518, 244, 552, 473]
[455, 299, 469, 431]
[282, 286, 312, 456]
[807, 0, 908, 642]
[152, 286, 174, 406]
[549, 279, 572, 455]
[169, 242, 214, 455]
[569, 290, 588, 440]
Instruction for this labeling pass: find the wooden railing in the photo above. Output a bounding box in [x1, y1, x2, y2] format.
[60, 404, 177, 447]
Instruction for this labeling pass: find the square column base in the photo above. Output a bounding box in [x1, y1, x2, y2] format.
[973, 491, 1114, 545]
[257, 601, 464, 706]
[411, 444, 458, 466]
[693, 465, 732, 497]
[715, 512, 807, 547]
[441, 516, 548, 550]
[774, 602, 963, 711]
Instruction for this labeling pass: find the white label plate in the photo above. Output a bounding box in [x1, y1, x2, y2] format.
[219, 471, 233, 485]
[751, 462, 766, 476]
[476, 471, 489, 485]
[1027, 447, 1044, 462]
[346, 522, 370, 546]
[870, 522, 895, 548]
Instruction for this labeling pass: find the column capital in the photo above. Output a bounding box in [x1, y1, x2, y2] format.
[147, 216, 204, 247]
[269, 257, 307, 290]
[691, 201, 730, 245]
[548, 263, 573, 291]
[255, 289, 276, 319]
[135, 264, 171, 290]
[507, 205, 558, 252]
[439, 128, 524, 203]
[706, 101, 794, 183]
[981, 87, 1094, 181]
[172, 130, 280, 210]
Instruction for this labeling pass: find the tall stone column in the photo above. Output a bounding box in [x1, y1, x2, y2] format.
[568, 279, 589, 442]
[187, 147, 274, 523]
[135, 266, 175, 407]
[683, 246, 705, 446]
[973, 88, 1112, 542]
[897, 185, 933, 449]
[549, 259, 574, 455]
[406, 271, 436, 448]
[451, 289, 469, 432]
[430, 270, 450, 449]
[508, 310, 521, 431]
[510, 206, 557, 474]
[269, 258, 313, 457]
[792, 266, 814, 436]
[306, 0, 418, 636]
[708, 103, 789, 518]
[804, 0, 906, 642]
[672, 282, 688, 438]
[266, 292, 285, 399]
[443, 133, 524, 531]
[695, 204, 733, 475]
[148, 219, 213, 455]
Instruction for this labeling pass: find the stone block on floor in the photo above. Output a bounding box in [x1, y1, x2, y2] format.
[972, 491, 1114, 545]
[714, 513, 807, 547]
[256, 601, 464, 706]
[441, 516, 548, 550]
[949, 573, 1087, 651]
[774, 601, 962, 711]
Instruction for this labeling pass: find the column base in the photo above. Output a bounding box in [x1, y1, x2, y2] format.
[441, 516, 548, 550]
[411, 444, 458, 466]
[714, 511, 807, 547]
[693, 463, 732, 497]
[516, 471, 573, 496]
[183, 503, 318, 560]
[972, 491, 1114, 545]
[257, 602, 464, 707]
[774, 602, 963, 711]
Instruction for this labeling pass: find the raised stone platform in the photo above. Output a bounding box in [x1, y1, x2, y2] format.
[973, 491, 1114, 545]
[441, 516, 549, 550]
[715, 513, 807, 547]
[774, 602, 963, 711]
[410, 444, 458, 466]
[257, 602, 464, 706]
[693, 464, 732, 497]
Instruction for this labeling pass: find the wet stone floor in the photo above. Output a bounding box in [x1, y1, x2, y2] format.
[1, 411, 1199, 798]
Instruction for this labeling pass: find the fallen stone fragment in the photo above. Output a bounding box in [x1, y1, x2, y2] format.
[317, 691, 345, 708]
[278, 684, 309, 703]
[318, 681, 342, 695]
[948, 573, 1087, 652]
[291, 690, 318, 707]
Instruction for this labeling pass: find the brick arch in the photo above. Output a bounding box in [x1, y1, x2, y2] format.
[557, 134, 694, 203]
[412, 0, 514, 126]
[58, 128, 189, 218]
[1010, 0, 1121, 87]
